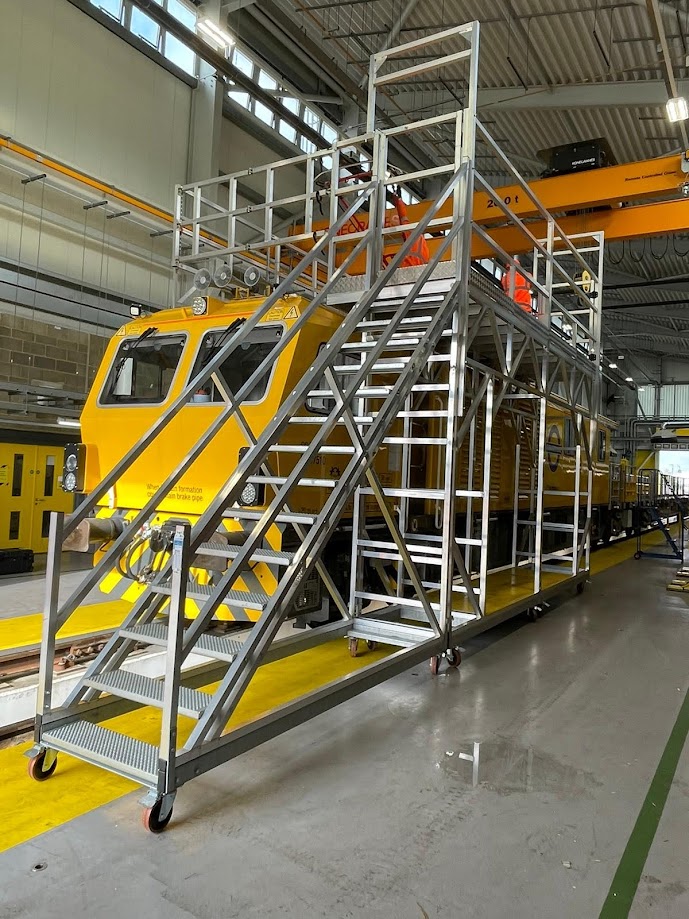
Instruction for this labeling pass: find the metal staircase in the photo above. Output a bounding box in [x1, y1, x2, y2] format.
[28, 21, 604, 830]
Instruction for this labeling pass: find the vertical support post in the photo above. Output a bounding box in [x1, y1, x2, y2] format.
[534, 393, 547, 593]
[573, 412, 582, 576]
[511, 440, 521, 577]
[365, 132, 386, 291]
[327, 147, 340, 282]
[438, 305, 464, 641]
[158, 523, 190, 798]
[35, 511, 64, 739]
[397, 391, 413, 598]
[366, 53, 378, 132]
[228, 177, 237, 279]
[478, 378, 493, 612]
[192, 185, 202, 258]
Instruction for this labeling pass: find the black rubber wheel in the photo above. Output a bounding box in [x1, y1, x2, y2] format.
[429, 655, 441, 675]
[576, 582, 585, 595]
[142, 799, 173, 834]
[447, 648, 461, 668]
[27, 750, 57, 782]
[526, 608, 539, 622]
[634, 551, 642, 560]
[366, 640, 378, 651]
[348, 638, 359, 658]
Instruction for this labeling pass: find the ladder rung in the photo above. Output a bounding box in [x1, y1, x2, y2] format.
[287, 416, 373, 425]
[151, 580, 268, 610]
[307, 382, 450, 399]
[383, 436, 447, 445]
[42, 720, 157, 784]
[198, 544, 296, 565]
[358, 538, 442, 555]
[223, 508, 315, 525]
[333, 361, 407, 373]
[269, 444, 357, 454]
[401, 578, 472, 593]
[248, 475, 337, 488]
[356, 315, 433, 330]
[354, 590, 442, 613]
[358, 486, 484, 499]
[340, 338, 421, 351]
[84, 669, 211, 719]
[119, 621, 245, 663]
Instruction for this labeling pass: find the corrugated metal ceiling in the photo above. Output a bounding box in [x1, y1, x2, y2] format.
[280, 0, 689, 365]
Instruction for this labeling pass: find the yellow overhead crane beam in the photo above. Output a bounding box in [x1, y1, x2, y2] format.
[296, 151, 689, 269]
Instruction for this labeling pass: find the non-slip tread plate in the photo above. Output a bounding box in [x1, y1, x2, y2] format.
[121, 621, 245, 661]
[85, 669, 211, 716]
[42, 720, 158, 779]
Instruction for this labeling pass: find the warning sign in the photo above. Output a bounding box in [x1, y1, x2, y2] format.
[284, 305, 299, 320]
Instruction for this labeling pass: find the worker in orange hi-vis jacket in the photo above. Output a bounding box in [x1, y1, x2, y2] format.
[501, 256, 533, 314]
[382, 191, 430, 268]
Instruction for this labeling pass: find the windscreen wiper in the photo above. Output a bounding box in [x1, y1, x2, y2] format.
[112, 326, 159, 388]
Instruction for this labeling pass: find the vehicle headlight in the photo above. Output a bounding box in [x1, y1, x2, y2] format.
[240, 483, 258, 506]
[62, 443, 86, 493]
[192, 296, 208, 316]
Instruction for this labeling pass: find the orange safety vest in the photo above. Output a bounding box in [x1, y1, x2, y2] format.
[501, 265, 532, 313]
[383, 198, 430, 268]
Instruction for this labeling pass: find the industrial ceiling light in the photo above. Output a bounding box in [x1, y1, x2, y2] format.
[608, 362, 617, 369]
[666, 96, 689, 123]
[625, 376, 634, 383]
[197, 18, 235, 49]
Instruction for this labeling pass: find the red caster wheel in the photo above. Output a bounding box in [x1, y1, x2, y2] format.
[430, 655, 441, 675]
[27, 749, 57, 782]
[366, 640, 377, 651]
[348, 638, 359, 658]
[142, 798, 173, 834]
[447, 648, 461, 668]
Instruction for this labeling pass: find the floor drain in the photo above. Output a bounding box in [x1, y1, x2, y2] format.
[31, 863, 47, 873]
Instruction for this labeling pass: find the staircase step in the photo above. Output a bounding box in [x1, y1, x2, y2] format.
[119, 621, 245, 663]
[84, 669, 211, 719]
[151, 580, 268, 610]
[198, 543, 296, 565]
[269, 444, 357, 455]
[223, 508, 315, 525]
[42, 720, 158, 784]
[356, 315, 433, 330]
[247, 475, 337, 488]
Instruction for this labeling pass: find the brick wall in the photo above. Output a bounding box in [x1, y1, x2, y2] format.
[0, 310, 110, 420]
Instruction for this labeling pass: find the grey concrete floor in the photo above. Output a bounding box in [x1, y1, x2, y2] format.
[1, 556, 689, 918]
[0, 554, 101, 619]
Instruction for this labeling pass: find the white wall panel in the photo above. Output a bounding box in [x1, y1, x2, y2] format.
[0, 0, 192, 206]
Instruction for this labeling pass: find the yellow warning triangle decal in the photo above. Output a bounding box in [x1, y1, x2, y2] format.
[284, 305, 299, 319]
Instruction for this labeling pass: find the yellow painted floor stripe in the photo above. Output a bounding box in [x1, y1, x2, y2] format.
[0, 600, 133, 654]
[0, 526, 680, 853]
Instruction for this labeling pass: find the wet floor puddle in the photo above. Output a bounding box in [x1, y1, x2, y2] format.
[438, 738, 602, 797]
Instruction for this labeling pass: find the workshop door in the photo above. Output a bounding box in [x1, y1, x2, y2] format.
[0, 444, 73, 553]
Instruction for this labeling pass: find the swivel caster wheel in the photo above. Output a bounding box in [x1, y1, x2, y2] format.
[27, 749, 57, 782]
[634, 551, 642, 560]
[429, 655, 441, 675]
[142, 798, 173, 834]
[576, 581, 585, 595]
[526, 607, 539, 623]
[447, 648, 462, 668]
[366, 640, 377, 651]
[348, 638, 359, 658]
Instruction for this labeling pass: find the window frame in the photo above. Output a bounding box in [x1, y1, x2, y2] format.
[185, 322, 285, 408]
[97, 331, 189, 408]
